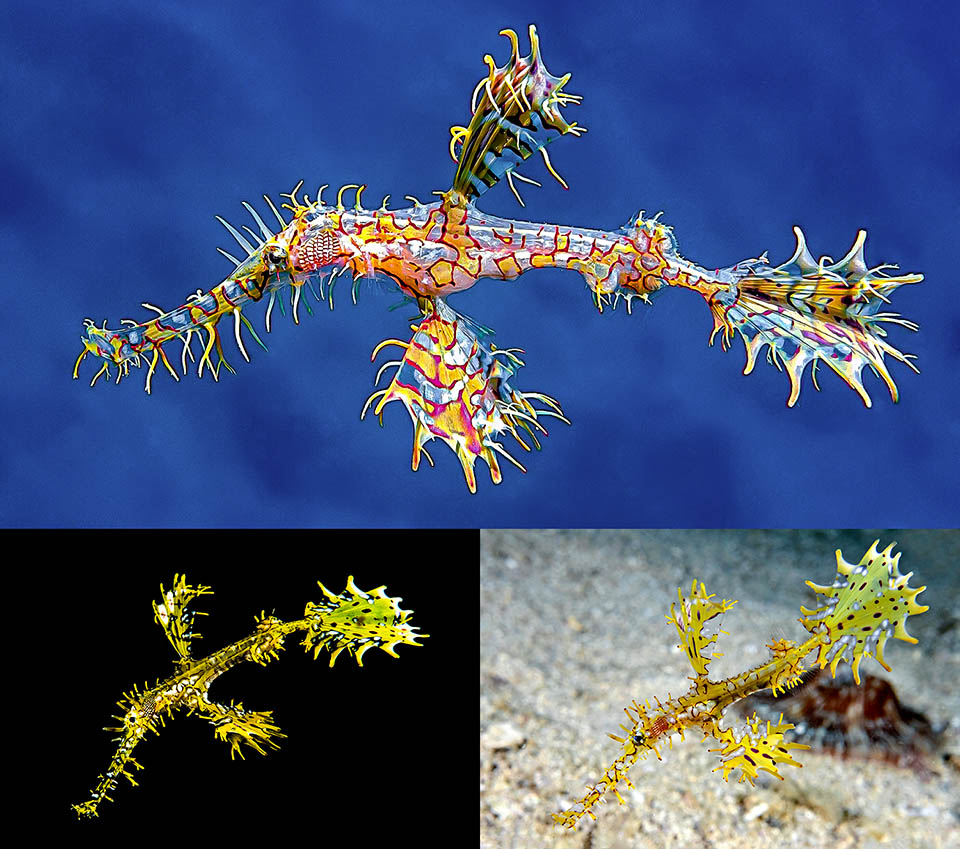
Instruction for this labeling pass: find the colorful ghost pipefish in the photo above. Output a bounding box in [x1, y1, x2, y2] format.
[73, 25, 923, 492]
[553, 541, 927, 829]
[71, 575, 426, 818]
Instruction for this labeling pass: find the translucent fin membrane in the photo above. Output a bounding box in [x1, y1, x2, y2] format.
[362, 298, 568, 492]
[450, 24, 585, 205]
[800, 540, 928, 684]
[709, 227, 921, 406]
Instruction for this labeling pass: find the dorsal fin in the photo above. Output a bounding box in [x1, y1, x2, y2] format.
[152, 574, 214, 661]
[668, 581, 738, 677]
[449, 25, 585, 205]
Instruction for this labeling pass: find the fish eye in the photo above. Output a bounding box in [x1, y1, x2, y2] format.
[266, 246, 287, 268]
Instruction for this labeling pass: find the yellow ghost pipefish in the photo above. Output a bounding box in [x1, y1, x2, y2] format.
[72, 575, 427, 818]
[554, 541, 927, 829]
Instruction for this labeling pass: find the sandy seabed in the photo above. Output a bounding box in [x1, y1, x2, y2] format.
[480, 529, 960, 849]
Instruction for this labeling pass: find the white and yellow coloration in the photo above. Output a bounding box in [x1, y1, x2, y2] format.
[554, 542, 927, 829]
[71, 575, 427, 818]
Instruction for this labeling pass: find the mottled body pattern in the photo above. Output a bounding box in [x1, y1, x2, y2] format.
[72, 575, 426, 818]
[554, 541, 927, 828]
[75, 26, 922, 491]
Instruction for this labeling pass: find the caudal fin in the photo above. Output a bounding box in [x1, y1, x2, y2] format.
[800, 540, 927, 684]
[706, 227, 921, 406]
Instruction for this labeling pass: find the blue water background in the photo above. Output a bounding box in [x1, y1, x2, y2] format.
[1, 0, 956, 527]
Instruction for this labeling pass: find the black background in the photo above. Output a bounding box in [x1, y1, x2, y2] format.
[35, 530, 473, 837]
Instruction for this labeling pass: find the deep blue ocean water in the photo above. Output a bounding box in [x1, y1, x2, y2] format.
[1, 0, 956, 526]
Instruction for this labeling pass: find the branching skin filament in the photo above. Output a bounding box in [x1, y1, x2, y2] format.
[554, 541, 927, 829]
[75, 25, 922, 491]
[72, 575, 427, 818]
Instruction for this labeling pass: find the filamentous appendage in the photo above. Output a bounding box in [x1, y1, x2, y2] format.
[72, 575, 427, 818]
[75, 25, 922, 492]
[554, 541, 926, 828]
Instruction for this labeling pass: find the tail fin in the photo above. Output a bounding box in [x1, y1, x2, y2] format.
[707, 227, 921, 406]
[361, 298, 568, 492]
[799, 540, 927, 684]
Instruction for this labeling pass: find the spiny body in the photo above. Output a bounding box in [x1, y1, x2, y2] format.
[74, 193, 681, 377]
[554, 541, 927, 829]
[75, 25, 922, 491]
[72, 575, 426, 818]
